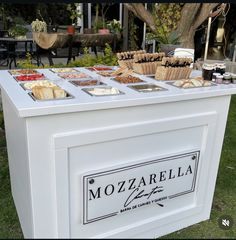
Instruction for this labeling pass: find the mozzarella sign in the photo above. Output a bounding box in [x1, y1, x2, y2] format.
[83, 151, 200, 224]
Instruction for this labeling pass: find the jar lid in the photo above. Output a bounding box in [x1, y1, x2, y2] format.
[217, 75, 223, 79]
[223, 73, 231, 79]
[213, 73, 221, 76]
[203, 63, 215, 70]
[216, 63, 226, 67]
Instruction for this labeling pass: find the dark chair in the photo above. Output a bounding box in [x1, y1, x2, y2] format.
[0, 30, 10, 67]
[0, 30, 9, 38]
[26, 25, 43, 66]
[0, 43, 8, 67]
[12, 25, 43, 68]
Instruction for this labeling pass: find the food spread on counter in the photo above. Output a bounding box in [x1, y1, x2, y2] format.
[128, 84, 165, 93]
[15, 74, 47, 81]
[86, 66, 114, 71]
[8, 56, 232, 102]
[171, 78, 214, 88]
[32, 86, 67, 100]
[9, 69, 39, 75]
[50, 68, 78, 73]
[98, 67, 134, 78]
[70, 80, 105, 86]
[58, 72, 91, 79]
[82, 87, 123, 96]
[96, 71, 116, 77]
[113, 75, 144, 84]
[22, 80, 57, 90]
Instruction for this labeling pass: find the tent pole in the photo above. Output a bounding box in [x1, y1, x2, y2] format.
[77, 3, 83, 33]
[204, 11, 212, 61]
[88, 3, 92, 29]
[142, 3, 147, 50]
[119, 3, 123, 26]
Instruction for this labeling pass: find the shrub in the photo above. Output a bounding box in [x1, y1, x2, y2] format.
[17, 52, 40, 69]
[8, 25, 28, 37]
[17, 44, 118, 69]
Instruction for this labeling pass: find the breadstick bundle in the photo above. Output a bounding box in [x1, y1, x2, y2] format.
[117, 50, 146, 69]
[155, 57, 193, 81]
[132, 52, 165, 75]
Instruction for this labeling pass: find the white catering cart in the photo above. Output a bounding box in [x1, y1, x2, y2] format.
[0, 67, 236, 238]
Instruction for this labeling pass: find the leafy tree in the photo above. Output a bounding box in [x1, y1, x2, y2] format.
[125, 3, 227, 48]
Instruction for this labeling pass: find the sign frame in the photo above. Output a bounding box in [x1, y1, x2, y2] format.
[83, 150, 200, 225]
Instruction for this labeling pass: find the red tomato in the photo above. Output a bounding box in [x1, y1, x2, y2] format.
[16, 74, 46, 81]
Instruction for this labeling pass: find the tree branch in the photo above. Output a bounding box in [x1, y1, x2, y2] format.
[176, 3, 201, 35]
[124, 3, 222, 48]
[209, 3, 227, 18]
[124, 3, 156, 32]
[193, 3, 220, 30]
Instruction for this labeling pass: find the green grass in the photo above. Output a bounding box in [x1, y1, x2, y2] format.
[0, 96, 236, 238]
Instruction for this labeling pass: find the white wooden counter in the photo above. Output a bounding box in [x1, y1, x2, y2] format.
[0, 67, 236, 238]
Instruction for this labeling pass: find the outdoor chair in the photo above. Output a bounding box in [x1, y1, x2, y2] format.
[0, 30, 9, 38]
[25, 24, 43, 66]
[9, 41, 42, 69]
[11, 25, 43, 68]
[145, 39, 156, 53]
[0, 43, 8, 67]
[0, 30, 10, 67]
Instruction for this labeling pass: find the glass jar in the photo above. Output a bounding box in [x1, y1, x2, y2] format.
[223, 73, 231, 84]
[202, 63, 215, 80]
[231, 74, 236, 84]
[216, 75, 223, 84]
[212, 73, 221, 82]
[215, 63, 226, 75]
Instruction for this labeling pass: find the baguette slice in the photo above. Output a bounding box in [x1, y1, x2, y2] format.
[32, 86, 54, 100]
[41, 87, 54, 99]
[32, 86, 41, 100]
[53, 87, 66, 99]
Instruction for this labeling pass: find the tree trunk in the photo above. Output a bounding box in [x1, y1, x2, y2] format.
[124, 3, 156, 32]
[125, 3, 223, 48]
[181, 27, 195, 48]
[176, 4, 201, 47]
[176, 3, 221, 47]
